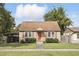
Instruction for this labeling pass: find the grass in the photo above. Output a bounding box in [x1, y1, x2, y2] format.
[0, 51, 79, 56]
[0, 43, 79, 56]
[44, 43, 79, 49]
[0, 43, 79, 49]
[0, 43, 36, 49]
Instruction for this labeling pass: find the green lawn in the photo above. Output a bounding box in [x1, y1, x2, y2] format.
[0, 51, 79, 56]
[0, 43, 79, 56]
[0, 43, 36, 49]
[0, 43, 79, 49]
[44, 43, 79, 49]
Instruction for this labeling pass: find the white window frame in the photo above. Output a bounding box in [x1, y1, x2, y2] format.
[47, 32, 51, 38]
[28, 32, 34, 38]
[47, 32, 54, 38]
[52, 32, 54, 37]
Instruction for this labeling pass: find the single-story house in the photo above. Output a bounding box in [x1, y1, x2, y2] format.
[64, 27, 79, 43]
[16, 21, 61, 43]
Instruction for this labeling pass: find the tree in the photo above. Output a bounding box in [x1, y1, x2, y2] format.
[0, 3, 15, 43]
[0, 3, 15, 35]
[44, 7, 72, 35]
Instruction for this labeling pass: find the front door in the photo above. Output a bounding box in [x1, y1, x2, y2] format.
[37, 32, 45, 42]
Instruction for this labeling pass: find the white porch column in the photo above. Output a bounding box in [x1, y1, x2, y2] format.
[19, 32, 25, 43]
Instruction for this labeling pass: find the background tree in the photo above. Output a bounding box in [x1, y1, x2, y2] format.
[0, 3, 15, 43]
[44, 7, 72, 35]
[0, 3, 15, 35]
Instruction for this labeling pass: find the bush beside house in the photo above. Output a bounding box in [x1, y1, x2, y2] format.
[20, 38, 36, 43]
[25, 38, 36, 43]
[20, 38, 59, 43]
[45, 38, 59, 43]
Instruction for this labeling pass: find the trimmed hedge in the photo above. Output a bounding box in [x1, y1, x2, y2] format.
[20, 38, 58, 43]
[45, 38, 59, 43]
[20, 39, 26, 43]
[25, 38, 36, 43]
[20, 38, 36, 43]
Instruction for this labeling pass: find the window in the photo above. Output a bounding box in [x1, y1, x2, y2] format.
[25, 32, 27, 37]
[29, 32, 32, 37]
[25, 32, 33, 38]
[52, 32, 54, 37]
[48, 32, 51, 37]
[28, 32, 33, 38]
[47, 32, 54, 37]
[77, 33, 79, 38]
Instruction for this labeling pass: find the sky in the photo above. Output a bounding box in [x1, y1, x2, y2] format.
[4, 3, 79, 26]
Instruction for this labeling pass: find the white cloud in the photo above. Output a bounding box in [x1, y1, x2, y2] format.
[15, 4, 24, 18]
[15, 4, 47, 22]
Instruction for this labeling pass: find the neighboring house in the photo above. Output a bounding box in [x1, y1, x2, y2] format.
[64, 27, 79, 43]
[16, 21, 61, 42]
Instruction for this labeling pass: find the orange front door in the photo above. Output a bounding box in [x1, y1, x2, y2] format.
[37, 32, 42, 41]
[37, 32, 45, 42]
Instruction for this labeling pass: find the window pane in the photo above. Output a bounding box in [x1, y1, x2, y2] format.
[29, 32, 31, 37]
[25, 32, 27, 37]
[77, 33, 79, 38]
[48, 32, 51, 37]
[52, 32, 54, 37]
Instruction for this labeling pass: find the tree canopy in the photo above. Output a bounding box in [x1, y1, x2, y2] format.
[44, 7, 72, 35]
[0, 3, 15, 35]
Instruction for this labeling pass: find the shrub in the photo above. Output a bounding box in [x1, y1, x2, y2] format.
[45, 38, 59, 43]
[0, 37, 3, 44]
[20, 39, 26, 43]
[25, 38, 36, 43]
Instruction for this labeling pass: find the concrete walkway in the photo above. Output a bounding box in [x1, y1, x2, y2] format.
[0, 49, 79, 52]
